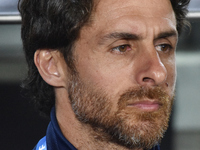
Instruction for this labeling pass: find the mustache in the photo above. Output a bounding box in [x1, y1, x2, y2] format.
[118, 86, 169, 108]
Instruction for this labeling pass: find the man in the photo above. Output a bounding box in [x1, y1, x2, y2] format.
[19, 0, 190, 149]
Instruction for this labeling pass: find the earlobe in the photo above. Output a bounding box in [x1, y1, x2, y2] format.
[34, 50, 65, 87]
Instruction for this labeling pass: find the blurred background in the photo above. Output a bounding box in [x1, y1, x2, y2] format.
[0, 0, 200, 149]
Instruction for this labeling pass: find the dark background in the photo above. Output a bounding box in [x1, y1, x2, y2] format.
[0, 83, 49, 149]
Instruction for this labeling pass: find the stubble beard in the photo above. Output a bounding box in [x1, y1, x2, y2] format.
[68, 74, 174, 149]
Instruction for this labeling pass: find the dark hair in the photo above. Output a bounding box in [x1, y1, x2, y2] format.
[18, 0, 190, 117]
[18, 0, 94, 116]
[170, 0, 191, 34]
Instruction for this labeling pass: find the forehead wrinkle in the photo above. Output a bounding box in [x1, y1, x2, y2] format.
[98, 32, 142, 45]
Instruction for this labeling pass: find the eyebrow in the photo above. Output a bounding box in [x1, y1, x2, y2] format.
[154, 30, 178, 41]
[98, 32, 141, 45]
[98, 30, 178, 45]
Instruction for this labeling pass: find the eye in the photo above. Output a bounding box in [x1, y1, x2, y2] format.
[155, 44, 172, 52]
[111, 44, 131, 54]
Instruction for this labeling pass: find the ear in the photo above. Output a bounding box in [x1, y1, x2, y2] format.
[34, 49, 67, 87]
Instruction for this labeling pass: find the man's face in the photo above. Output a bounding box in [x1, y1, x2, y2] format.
[67, 0, 177, 149]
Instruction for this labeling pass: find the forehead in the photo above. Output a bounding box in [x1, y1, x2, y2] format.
[90, 0, 176, 29]
[94, 0, 174, 18]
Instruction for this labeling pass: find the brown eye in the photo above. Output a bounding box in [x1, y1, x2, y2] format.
[112, 44, 131, 53]
[119, 45, 128, 52]
[155, 44, 172, 52]
[161, 44, 169, 51]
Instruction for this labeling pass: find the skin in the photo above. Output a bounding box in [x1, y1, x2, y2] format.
[35, 0, 178, 149]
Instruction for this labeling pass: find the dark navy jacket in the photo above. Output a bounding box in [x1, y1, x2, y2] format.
[33, 107, 160, 150]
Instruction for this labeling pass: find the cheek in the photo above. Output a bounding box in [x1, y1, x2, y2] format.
[75, 54, 134, 99]
[78, 62, 123, 89]
[75, 55, 110, 86]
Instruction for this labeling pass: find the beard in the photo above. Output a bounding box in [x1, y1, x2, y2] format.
[68, 73, 174, 149]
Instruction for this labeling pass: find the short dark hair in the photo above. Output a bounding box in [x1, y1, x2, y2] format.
[18, 0, 190, 117]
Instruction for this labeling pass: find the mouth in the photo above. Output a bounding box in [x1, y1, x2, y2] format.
[127, 100, 162, 112]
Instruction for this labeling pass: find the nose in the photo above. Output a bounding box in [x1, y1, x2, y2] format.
[136, 49, 167, 87]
